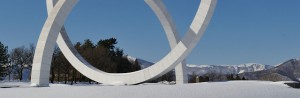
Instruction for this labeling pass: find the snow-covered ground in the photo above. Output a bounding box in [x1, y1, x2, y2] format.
[0, 81, 299, 98]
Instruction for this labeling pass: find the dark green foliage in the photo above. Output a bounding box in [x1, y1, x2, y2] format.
[226, 74, 246, 80]
[227, 74, 234, 80]
[198, 76, 210, 82]
[81, 39, 95, 49]
[242, 76, 247, 80]
[188, 73, 210, 83]
[50, 38, 141, 84]
[50, 47, 71, 83]
[0, 41, 9, 78]
[158, 71, 175, 82]
[189, 73, 247, 83]
[97, 38, 117, 50]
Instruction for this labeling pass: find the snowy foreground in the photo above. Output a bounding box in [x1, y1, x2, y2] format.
[0, 81, 299, 98]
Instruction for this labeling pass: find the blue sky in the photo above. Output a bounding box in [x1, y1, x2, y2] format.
[0, 0, 300, 65]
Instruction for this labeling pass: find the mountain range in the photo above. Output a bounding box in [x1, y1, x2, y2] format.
[126, 56, 300, 81]
[240, 59, 300, 81]
[186, 64, 273, 76]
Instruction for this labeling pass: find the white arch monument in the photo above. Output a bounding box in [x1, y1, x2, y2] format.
[31, 0, 217, 87]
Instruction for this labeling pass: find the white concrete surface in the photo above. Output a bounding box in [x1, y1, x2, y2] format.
[31, 0, 78, 87]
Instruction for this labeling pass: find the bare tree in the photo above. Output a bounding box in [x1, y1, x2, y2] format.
[10, 45, 34, 81]
[25, 44, 35, 80]
[27, 44, 35, 68]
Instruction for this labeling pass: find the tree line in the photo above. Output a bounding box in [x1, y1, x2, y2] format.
[50, 38, 141, 84]
[0, 42, 34, 81]
[0, 38, 141, 84]
[189, 72, 247, 83]
[1, 39, 248, 84]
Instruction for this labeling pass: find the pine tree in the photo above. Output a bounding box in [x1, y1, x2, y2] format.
[0, 41, 9, 78]
[49, 38, 141, 84]
[97, 38, 117, 50]
[188, 72, 198, 83]
[227, 74, 234, 80]
[242, 76, 246, 80]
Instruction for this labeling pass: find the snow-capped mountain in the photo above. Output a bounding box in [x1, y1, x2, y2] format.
[125, 56, 273, 76]
[187, 63, 273, 76]
[240, 59, 300, 81]
[125, 56, 154, 69]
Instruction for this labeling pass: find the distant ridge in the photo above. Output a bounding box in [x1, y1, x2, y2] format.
[240, 59, 300, 81]
[126, 56, 300, 81]
[125, 56, 274, 76]
[187, 63, 273, 76]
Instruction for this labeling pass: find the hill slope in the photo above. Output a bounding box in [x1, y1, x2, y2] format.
[240, 59, 300, 81]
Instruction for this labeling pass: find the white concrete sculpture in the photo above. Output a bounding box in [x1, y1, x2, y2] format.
[31, 0, 217, 87]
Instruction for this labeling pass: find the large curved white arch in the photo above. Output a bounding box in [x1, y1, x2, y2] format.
[31, 0, 217, 87]
[31, 0, 78, 86]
